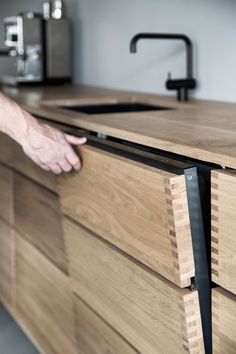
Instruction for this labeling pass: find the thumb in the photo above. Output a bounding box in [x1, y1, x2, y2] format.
[65, 134, 87, 145]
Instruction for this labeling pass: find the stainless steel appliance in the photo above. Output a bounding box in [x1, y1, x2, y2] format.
[1, 1, 71, 85]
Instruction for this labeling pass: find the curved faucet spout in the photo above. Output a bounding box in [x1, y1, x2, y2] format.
[130, 32, 194, 79]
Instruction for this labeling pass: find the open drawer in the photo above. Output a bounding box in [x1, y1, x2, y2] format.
[59, 141, 196, 288]
[63, 217, 204, 354]
[211, 170, 236, 295]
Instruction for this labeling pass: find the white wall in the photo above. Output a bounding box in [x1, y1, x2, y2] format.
[1, 0, 236, 102]
[67, 0, 236, 102]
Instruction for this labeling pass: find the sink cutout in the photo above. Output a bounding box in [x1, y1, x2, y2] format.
[60, 102, 172, 115]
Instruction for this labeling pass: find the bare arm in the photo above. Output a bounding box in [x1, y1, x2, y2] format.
[0, 92, 86, 174]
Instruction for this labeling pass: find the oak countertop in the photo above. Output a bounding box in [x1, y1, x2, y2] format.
[3, 84, 236, 168]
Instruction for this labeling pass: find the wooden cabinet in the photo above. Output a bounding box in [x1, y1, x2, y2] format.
[74, 295, 138, 354]
[0, 219, 13, 308]
[15, 234, 76, 354]
[212, 287, 236, 353]
[59, 145, 194, 288]
[12, 142, 58, 193]
[63, 217, 204, 354]
[14, 173, 68, 274]
[0, 164, 13, 224]
[211, 170, 236, 294]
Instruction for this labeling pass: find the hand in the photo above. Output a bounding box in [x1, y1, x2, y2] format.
[21, 122, 87, 174]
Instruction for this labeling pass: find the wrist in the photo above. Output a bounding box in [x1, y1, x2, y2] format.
[0, 92, 40, 148]
[16, 109, 39, 147]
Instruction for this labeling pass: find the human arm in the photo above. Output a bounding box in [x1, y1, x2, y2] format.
[0, 92, 86, 174]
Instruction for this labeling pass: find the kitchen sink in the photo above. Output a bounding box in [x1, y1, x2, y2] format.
[60, 102, 172, 115]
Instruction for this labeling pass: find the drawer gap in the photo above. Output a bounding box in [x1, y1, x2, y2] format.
[184, 167, 212, 354]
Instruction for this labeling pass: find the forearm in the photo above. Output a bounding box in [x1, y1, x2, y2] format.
[0, 91, 34, 145]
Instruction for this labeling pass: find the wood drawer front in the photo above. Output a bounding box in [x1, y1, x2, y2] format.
[211, 170, 236, 294]
[0, 164, 13, 224]
[14, 173, 68, 274]
[212, 288, 236, 354]
[15, 234, 76, 354]
[0, 219, 13, 307]
[60, 145, 194, 288]
[74, 295, 138, 354]
[64, 218, 204, 354]
[0, 133, 12, 166]
[12, 142, 57, 192]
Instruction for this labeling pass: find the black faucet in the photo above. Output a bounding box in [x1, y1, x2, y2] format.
[130, 33, 197, 102]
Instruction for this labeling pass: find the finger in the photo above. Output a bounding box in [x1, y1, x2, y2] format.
[29, 154, 46, 169]
[49, 164, 62, 174]
[40, 163, 50, 171]
[65, 135, 87, 145]
[65, 148, 81, 171]
[66, 155, 81, 171]
[37, 156, 50, 171]
[27, 154, 50, 171]
[73, 161, 81, 171]
[58, 159, 72, 172]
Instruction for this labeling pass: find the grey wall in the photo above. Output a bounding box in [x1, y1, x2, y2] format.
[67, 0, 236, 102]
[1, 0, 236, 102]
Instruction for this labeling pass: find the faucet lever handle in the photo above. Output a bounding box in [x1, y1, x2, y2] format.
[167, 72, 172, 80]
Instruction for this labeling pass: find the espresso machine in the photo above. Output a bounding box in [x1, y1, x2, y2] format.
[1, 1, 71, 85]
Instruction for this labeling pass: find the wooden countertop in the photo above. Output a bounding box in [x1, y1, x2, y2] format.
[2, 84, 236, 168]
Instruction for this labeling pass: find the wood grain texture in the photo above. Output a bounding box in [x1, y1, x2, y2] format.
[0, 164, 13, 224]
[74, 295, 138, 354]
[0, 218, 13, 307]
[15, 233, 76, 354]
[14, 173, 68, 274]
[212, 287, 236, 354]
[211, 170, 236, 295]
[0, 133, 13, 166]
[64, 218, 204, 354]
[5, 84, 236, 169]
[12, 141, 58, 193]
[59, 145, 194, 287]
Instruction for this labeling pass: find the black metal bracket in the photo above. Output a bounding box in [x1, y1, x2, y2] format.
[184, 167, 212, 354]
